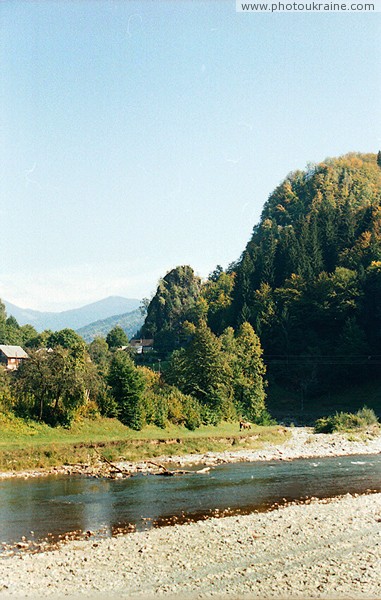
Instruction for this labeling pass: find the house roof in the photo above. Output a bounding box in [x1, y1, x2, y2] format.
[0, 345, 29, 359]
[129, 339, 154, 348]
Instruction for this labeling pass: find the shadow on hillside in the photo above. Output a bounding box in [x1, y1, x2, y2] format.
[266, 378, 381, 427]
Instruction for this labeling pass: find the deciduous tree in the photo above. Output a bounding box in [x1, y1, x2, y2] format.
[106, 326, 129, 350]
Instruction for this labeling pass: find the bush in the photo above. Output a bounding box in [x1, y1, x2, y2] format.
[76, 400, 100, 420]
[314, 407, 379, 433]
[96, 390, 119, 418]
[153, 395, 168, 428]
[138, 366, 204, 431]
[314, 416, 334, 433]
[200, 405, 221, 426]
[166, 388, 186, 425]
[43, 404, 75, 428]
[254, 409, 276, 426]
[143, 384, 203, 430]
[356, 406, 379, 426]
[182, 395, 202, 430]
[0, 367, 15, 413]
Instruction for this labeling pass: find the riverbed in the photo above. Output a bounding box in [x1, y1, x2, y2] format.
[0, 492, 380, 598]
[0, 428, 380, 597]
[0, 453, 380, 551]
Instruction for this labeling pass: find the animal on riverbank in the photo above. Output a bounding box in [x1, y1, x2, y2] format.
[239, 420, 251, 431]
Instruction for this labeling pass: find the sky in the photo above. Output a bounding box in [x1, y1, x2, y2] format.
[1, 0, 380, 312]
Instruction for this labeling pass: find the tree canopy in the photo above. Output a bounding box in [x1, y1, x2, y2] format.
[141, 265, 203, 355]
[226, 153, 381, 394]
[3, 152, 380, 430]
[106, 326, 129, 350]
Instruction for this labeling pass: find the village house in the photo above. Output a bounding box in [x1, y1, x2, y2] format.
[128, 339, 154, 354]
[0, 345, 29, 371]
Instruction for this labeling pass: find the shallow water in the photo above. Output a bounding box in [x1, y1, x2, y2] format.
[0, 453, 380, 550]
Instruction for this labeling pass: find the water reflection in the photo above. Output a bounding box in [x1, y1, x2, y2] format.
[0, 453, 380, 551]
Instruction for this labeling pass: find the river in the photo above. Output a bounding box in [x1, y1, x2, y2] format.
[0, 453, 380, 552]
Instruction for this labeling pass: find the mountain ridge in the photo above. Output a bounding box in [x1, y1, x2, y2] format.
[2, 296, 141, 332]
[76, 309, 144, 343]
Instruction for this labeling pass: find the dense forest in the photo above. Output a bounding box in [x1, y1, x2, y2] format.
[142, 152, 381, 401]
[231, 152, 381, 394]
[1, 152, 380, 430]
[0, 302, 269, 430]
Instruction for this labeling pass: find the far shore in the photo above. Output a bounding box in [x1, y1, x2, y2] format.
[1, 426, 380, 480]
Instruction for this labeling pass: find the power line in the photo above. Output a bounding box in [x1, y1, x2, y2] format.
[264, 355, 381, 365]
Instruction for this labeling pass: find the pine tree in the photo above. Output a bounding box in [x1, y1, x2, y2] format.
[334, 317, 370, 384]
[258, 219, 277, 286]
[377, 151, 381, 168]
[108, 351, 145, 429]
[307, 213, 324, 277]
[168, 320, 228, 418]
[233, 322, 268, 423]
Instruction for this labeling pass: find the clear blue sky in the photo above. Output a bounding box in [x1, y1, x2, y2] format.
[1, 1, 380, 311]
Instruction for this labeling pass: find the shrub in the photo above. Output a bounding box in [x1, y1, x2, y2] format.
[314, 407, 379, 433]
[165, 388, 186, 425]
[0, 367, 15, 413]
[314, 416, 334, 433]
[153, 395, 168, 428]
[182, 395, 202, 430]
[254, 409, 276, 426]
[96, 390, 119, 418]
[356, 406, 379, 426]
[76, 400, 100, 420]
[200, 405, 221, 426]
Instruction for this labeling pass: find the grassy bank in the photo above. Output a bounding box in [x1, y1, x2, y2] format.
[0, 412, 289, 472]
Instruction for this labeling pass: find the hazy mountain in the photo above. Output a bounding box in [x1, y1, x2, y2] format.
[3, 296, 141, 332]
[76, 309, 144, 343]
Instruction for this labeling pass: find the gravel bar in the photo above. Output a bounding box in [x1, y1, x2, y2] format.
[0, 493, 380, 598]
[1, 428, 380, 598]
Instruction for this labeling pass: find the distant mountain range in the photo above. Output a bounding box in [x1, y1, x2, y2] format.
[3, 296, 141, 333]
[76, 309, 144, 343]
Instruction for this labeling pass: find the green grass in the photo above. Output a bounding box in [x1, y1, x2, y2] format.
[0, 412, 289, 472]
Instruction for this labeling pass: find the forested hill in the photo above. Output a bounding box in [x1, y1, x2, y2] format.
[142, 153, 381, 401]
[3, 296, 141, 332]
[229, 152, 381, 394]
[76, 308, 144, 343]
[233, 153, 381, 307]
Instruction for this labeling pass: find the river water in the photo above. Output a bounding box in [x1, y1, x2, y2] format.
[0, 453, 380, 551]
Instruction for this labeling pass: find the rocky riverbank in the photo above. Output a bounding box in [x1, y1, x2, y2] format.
[0, 428, 380, 597]
[0, 491, 380, 598]
[1, 426, 380, 480]
[159, 425, 381, 468]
